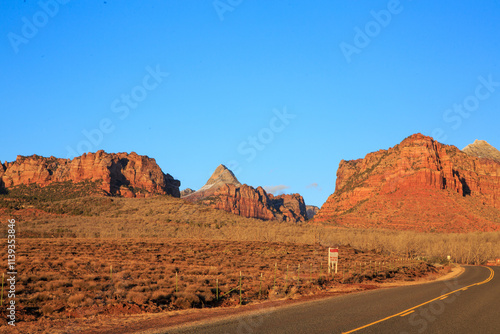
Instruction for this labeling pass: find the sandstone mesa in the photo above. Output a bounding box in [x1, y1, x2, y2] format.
[0, 150, 180, 198]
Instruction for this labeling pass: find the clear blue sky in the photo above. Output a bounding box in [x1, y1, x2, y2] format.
[1, 1, 499, 207]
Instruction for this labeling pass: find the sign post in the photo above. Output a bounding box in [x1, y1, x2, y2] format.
[328, 247, 339, 274]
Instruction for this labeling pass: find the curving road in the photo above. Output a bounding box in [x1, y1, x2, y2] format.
[165, 266, 499, 334]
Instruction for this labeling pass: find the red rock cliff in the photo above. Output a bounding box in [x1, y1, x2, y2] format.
[0, 151, 180, 198]
[184, 165, 307, 222]
[315, 134, 500, 232]
[203, 184, 307, 222]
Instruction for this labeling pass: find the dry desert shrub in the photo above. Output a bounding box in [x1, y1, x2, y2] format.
[173, 292, 200, 308]
[67, 293, 86, 305]
[126, 291, 150, 305]
[151, 291, 172, 305]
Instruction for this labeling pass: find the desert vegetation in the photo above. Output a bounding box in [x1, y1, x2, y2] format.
[0, 238, 434, 332]
[2, 195, 498, 264]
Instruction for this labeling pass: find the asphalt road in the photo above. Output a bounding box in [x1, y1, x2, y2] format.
[165, 266, 499, 334]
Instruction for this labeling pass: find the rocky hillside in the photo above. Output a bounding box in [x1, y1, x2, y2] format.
[306, 205, 320, 219]
[180, 188, 196, 197]
[463, 139, 500, 162]
[0, 151, 180, 198]
[314, 134, 500, 232]
[184, 165, 307, 222]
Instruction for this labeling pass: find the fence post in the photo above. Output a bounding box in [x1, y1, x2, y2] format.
[239, 271, 242, 305]
[259, 273, 262, 298]
[274, 262, 277, 290]
[297, 264, 300, 287]
[0, 273, 3, 306]
[216, 278, 218, 300]
[175, 272, 178, 293]
[285, 264, 289, 291]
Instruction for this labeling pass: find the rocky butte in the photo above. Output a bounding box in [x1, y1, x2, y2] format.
[314, 134, 500, 232]
[306, 205, 320, 219]
[183, 164, 308, 222]
[462, 139, 500, 162]
[0, 151, 180, 198]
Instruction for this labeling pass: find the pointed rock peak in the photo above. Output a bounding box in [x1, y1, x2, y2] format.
[466, 139, 491, 148]
[463, 140, 500, 162]
[180, 188, 196, 197]
[205, 164, 241, 187]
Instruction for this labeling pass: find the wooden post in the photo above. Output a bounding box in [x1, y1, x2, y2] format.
[110, 265, 113, 280]
[216, 278, 218, 300]
[239, 271, 242, 305]
[328, 248, 331, 274]
[259, 273, 262, 298]
[310, 263, 312, 283]
[274, 262, 277, 290]
[285, 264, 289, 290]
[175, 272, 178, 293]
[0, 273, 3, 306]
[297, 264, 300, 287]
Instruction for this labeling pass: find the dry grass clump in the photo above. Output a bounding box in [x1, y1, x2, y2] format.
[127, 291, 150, 305]
[68, 293, 86, 305]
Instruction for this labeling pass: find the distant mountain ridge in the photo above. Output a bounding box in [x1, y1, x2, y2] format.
[306, 205, 320, 219]
[180, 188, 196, 197]
[463, 139, 500, 162]
[184, 165, 308, 222]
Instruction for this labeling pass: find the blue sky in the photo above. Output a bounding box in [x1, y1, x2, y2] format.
[1, 1, 499, 207]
